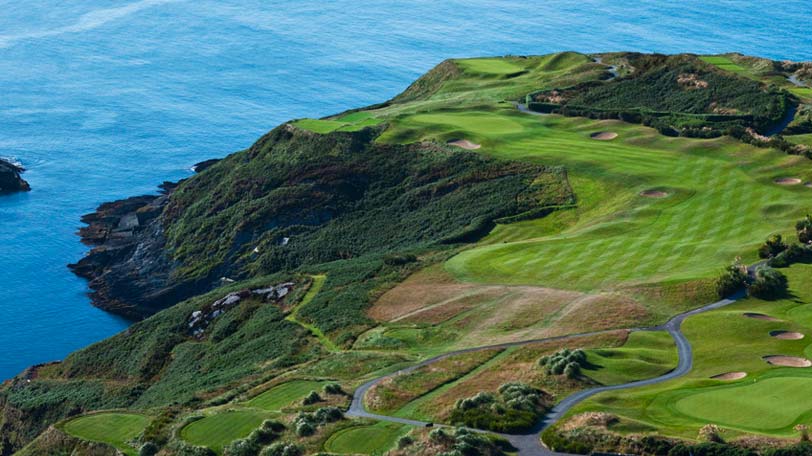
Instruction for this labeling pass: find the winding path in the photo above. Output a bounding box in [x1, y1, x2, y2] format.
[346, 291, 746, 455]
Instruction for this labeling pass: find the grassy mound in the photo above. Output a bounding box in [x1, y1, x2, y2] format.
[180, 410, 271, 453]
[61, 412, 148, 455]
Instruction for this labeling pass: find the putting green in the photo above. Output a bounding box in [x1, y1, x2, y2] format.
[457, 58, 525, 75]
[673, 376, 812, 430]
[61, 412, 148, 455]
[324, 422, 410, 454]
[247, 379, 329, 411]
[180, 409, 271, 453]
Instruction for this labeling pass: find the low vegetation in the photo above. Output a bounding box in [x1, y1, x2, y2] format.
[449, 383, 549, 433]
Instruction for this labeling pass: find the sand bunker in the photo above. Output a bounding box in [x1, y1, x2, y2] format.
[774, 177, 802, 185]
[805, 182, 812, 188]
[770, 330, 805, 340]
[711, 371, 747, 380]
[447, 139, 481, 150]
[640, 190, 668, 198]
[763, 355, 812, 367]
[590, 131, 618, 140]
[743, 312, 780, 321]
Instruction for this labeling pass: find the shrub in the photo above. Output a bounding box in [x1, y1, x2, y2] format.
[260, 419, 286, 433]
[260, 442, 303, 456]
[716, 258, 748, 297]
[139, 442, 159, 456]
[539, 348, 587, 377]
[698, 424, 725, 443]
[749, 266, 788, 299]
[323, 383, 343, 395]
[797, 215, 812, 244]
[313, 406, 343, 423]
[295, 420, 315, 437]
[759, 234, 788, 259]
[302, 391, 322, 405]
[397, 434, 414, 449]
[449, 383, 547, 433]
[224, 438, 260, 456]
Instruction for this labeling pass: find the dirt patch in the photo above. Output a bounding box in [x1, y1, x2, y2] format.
[763, 355, 812, 367]
[770, 330, 805, 340]
[640, 190, 668, 198]
[774, 177, 802, 185]
[711, 371, 747, 380]
[590, 131, 618, 140]
[447, 139, 481, 150]
[743, 312, 781, 321]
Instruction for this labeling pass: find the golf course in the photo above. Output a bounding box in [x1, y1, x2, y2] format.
[13, 51, 812, 456]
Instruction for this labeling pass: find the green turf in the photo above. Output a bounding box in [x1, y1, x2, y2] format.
[292, 113, 383, 134]
[674, 376, 812, 431]
[380, 110, 812, 308]
[562, 263, 812, 438]
[291, 118, 347, 134]
[247, 380, 329, 411]
[61, 413, 148, 456]
[457, 58, 525, 75]
[180, 409, 271, 453]
[324, 422, 411, 454]
[700, 55, 749, 77]
[584, 331, 677, 385]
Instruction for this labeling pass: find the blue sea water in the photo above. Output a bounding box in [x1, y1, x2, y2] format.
[0, 0, 810, 380]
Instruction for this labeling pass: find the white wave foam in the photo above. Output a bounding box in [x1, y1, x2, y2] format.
[0, 0, 180, 48]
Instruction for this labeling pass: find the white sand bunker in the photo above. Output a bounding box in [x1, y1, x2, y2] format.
[590, 131, 618, 140]
[770, 330, 805, 340]
[743, 312, 780, 321]
[447, 139, 481, 150]
[805, 182, 812, 188]
[774, 177, 802, 185]
[640, 190, 668, 198]
[763, 355, 812, 367]
[711, 371, 747, 380]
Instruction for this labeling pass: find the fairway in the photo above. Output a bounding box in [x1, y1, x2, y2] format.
[61, 413, 148, 455]
[247, 380, 329, 411]
[180, 409, 270, 453]
[673, 376, 812, 430]
[324, 422, 410, 454]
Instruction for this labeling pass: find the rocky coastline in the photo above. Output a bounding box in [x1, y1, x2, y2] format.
[0, 159, 30, 193]
[68, 159, 220, 319]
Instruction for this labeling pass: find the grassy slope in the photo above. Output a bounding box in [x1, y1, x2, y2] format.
[323, 421, 410, 454]
[60, 413, 148, 456]
[180, 409, 272, 453]
[247, 380, 329, 411]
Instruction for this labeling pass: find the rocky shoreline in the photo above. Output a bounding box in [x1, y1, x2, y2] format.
[68, 159, 220, 319]
[0, 159, 30, 193]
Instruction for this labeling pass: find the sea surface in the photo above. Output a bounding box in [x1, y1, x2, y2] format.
[0, 0, 810, 380]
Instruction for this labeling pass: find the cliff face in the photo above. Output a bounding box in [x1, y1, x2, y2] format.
[69, 125, 572, 319]
[0, 159, 30, 193]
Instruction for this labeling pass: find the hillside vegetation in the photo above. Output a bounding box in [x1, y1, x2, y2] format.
[6, 51, 812, 456]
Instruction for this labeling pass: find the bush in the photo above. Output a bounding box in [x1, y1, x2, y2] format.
[295, 420, 315, 437]
[313, 406, 343, 423]
[139, 442, 159, 456]
[260, 442, 303, 456]
[716, 259, 748, 297]
[260, 419, 286, 433]
[539, 348, 587, 377]
[749, 266, 788, 299]
[302, 390, 321, 405]
[224, 438, 260, 456]
[323, 383, 343, 395]
[797, 215, 812, 244]
[669, 443, 756, 456]
[449, 383, 547, 433]
[397, 434, 414, 449]
[759, 234, 788, 259]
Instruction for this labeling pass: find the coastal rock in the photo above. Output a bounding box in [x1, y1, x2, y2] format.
[0, 158, 30, 193]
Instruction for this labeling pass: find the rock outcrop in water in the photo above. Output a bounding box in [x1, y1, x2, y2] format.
[0, 159, 30, 193]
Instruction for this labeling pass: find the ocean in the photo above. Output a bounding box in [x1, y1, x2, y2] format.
[0, 0, 809, 380]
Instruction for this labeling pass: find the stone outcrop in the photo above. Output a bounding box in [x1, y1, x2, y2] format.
[0, 159, 30, 193]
